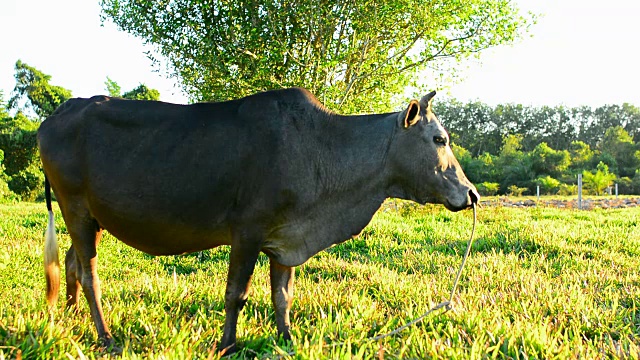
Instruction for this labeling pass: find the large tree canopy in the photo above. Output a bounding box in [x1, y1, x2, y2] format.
[101, 0, 533, 112]
[8, 60, 72, 120]
[104, 77, 161, 100]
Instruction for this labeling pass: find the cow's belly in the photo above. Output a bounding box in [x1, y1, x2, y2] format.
[89, 198, 232, 256]
[109, 223, 233, 256]
[263, 199, 384, 267]
[262, 225, 341, 267]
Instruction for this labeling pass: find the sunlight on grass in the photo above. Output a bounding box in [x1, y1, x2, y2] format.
[1, 201, 638, 359]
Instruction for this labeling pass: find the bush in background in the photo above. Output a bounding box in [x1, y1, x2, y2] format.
[632, 171, 640, 194]
[535, 176, 561, 195]
[582, 162, 617, 196]
[0, 149, 18, 202]
[476, 182, 500, 196]
[0, 112, 42, 201]
[507, 185, 528, 196]
[557, 183, 578, 196]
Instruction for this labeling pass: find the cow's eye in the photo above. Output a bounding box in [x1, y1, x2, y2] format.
[433, 136, 447, 145]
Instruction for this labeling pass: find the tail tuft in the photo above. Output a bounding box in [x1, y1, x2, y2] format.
[44, 210, 60, 309]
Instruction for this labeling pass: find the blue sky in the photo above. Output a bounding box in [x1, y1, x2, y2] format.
[1, 0, 639, 108]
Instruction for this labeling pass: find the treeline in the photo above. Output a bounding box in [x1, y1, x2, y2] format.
[2, 60, 639, 201]
[0, 61, 160, 201]
[434, 100, 640, 195]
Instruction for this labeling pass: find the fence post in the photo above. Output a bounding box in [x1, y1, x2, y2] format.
[615, 183, 618, 198]
[577, 174, 583, 210]
[536, 186, 540, 201]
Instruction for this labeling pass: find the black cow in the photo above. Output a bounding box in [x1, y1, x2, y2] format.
[38, 87, 478, 353]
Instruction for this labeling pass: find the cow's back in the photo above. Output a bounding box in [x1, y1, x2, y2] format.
[38, 95, 284, 254]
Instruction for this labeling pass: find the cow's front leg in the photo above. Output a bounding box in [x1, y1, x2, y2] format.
[218, 230, 262, 355]
[269, 260, 295, 342]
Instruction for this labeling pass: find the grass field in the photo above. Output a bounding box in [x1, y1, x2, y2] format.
[0, 200, 639, 359]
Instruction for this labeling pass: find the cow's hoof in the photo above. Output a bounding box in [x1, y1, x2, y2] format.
[99, 336, 122, 355]
[276, 334, 294, 348]
[98, 344, 123, 355]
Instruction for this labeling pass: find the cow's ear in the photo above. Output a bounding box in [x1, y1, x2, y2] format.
[402, 100, 421, 128]
[419, 90, 436, 112]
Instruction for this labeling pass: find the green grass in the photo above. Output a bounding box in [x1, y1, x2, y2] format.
[1, 200, 639, 359]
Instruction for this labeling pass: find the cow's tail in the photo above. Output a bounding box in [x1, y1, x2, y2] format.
[43, 176, 60, 309]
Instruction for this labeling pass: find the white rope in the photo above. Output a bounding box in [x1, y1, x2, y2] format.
[327, 202, 478, 347]
[272, 204, 478, 358]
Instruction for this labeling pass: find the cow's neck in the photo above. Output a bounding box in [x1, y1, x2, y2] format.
[263, 111, 401, 267]
[312, 112, 397, 202]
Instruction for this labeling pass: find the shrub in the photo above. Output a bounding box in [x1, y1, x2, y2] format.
[535, 176, 561, 195]
[616, 177, 632, 194]
[476, 182, 500, 196]
[8, 161, 44, 201]
[0, 177, 18, 203]
[582, 162, 616, 196]
[0, 114, 42, 200]
[557, 183, 578, 196]
[507, 185, 528, 196]
[0, 150, 18, 203]
[631, 171, 640, 195]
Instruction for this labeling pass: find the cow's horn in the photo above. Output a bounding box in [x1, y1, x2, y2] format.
[420, 91, 437, 108]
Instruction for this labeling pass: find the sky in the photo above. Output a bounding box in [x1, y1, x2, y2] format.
[1, 0, 639, 108]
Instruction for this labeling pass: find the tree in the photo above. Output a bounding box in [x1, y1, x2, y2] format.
[582, 162, 616, 196]
[495, 134, 534, 192]
[8, 60, 72, 120]
[437, 99, 500, 156]
[451, 143, 472, 171]
[534, 176, 560, 195]
[530, 142, 570, 179]
[592, 104, 640, 144]
[462, 152, 499, 185]
[0, 111, 41, 200]
[568, 141, 594, 173]
[507, 185, 527, 196]
[105, 78, 161, 101]
[122, 84, 160, 101]
[619, 103, 640, 142]
[105, 77, 122, 97]
[0, 92, 15, 201]
[0, 91, 9, 119]
[0, 149, 16, 202]
[476, 182, 499, 196]
[592, 152, 618, 177]
[599, 126, 638, 178]
[557, 183, 577, 196]
[633, 171, 640, 194]
[499, 133, 523, 157]
[101, 0, 534, 112]
[417, 95, 640, 194]
[617, 177, 634, 195]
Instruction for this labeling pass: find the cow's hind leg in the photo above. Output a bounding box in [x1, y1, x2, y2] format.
[218, 229, 262, 354]
[269, 260, 294, 343]
[65, 245, 82, 309]
[65, 214, 114, 348]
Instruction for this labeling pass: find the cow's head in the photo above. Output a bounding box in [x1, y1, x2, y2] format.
[388, 91, 479, 211]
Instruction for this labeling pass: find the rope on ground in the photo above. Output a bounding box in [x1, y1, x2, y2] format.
[273, 204, 478, 358]
[327, 202, 478, 347]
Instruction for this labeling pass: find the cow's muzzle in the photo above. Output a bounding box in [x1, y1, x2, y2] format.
[444, 187, 480, 212]
[469, 189, 480, 206]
